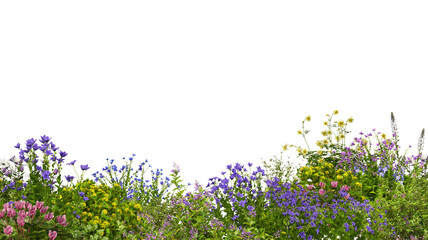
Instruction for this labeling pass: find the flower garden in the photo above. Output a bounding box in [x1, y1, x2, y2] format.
[0, 110, 427, 239]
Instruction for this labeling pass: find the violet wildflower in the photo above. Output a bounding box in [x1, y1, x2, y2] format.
[80, 164, 90, 171]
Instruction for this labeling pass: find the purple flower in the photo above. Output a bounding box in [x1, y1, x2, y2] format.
[32, 143, 39, 150]
[42, 170, 51, 180]
[65, 175, 74, 182]
[14, 143, 20, 149]
[26, 138, 36, 148]
[78, 192, 85, 197]
[67, 160, 76, 166]
[40, 135, 52, 144]
[80, 165, 90, 171]
[344, 222, 349, 232]
[83, 196, 89, 201]
[59, 151, 68, 158]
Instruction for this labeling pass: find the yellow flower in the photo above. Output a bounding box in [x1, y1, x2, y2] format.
[347, 117, 354, 123]
[338, 121, 345, 128]
[317, 150, 323, 155]
[355, 182, 362, 188]
[323, 121, 328, 126]
[59, 195, 62, 199]
[361, 196, 366, 200]
[297, 130, 302, 135]
[337, 175, 343, 180]
[306, 115, 311, 122]
[333, 110, 339, 115]
[325, 171, 329, 175]
[302, 149, 308, 155]
[337, 169, 343, 173]
[344, 172, 348, 177]
[112, 202, 117, 207]
[321, 131, 328, 137]
[381, 133, 386, 139]
[282, 144, 289, 151]
[82, 212, 87, 216]
[327, 130, 332, 135]
[102, 209, 108, 215]
[340, 134, 345, 139]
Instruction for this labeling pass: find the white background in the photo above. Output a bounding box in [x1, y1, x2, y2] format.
[1, 1, 427, 190]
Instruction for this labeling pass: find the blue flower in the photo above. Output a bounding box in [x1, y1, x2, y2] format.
[42, 170, 51, 180]
[67, 160, 76, 166]
[65, 175, 75, 182]
[81, 164, 90, 171]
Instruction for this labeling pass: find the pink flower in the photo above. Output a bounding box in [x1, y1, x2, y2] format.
[307, 184, 315, 190]
[17, 216, 25, 227]
[319, 189, 326, 196]
[3, 225, 13, 235]
[7, 208, 16, 218]
[18, 210, 27, 219]
[3, 203, 12, 210]
[41, 206, 49, 214]
[28, 206, 37, 218]
[49, 230, 57, 240]
[0, 209, 5, 218]
[331, 181, 338, 188]
[36, 201, 45, 210]
[14, 200, 26, 210]
[341, 185, 351, 191]
[44, 212, 54, 221]
[319, 181, 326, 188]
[25, 202, 32, 209]
[344, 193, 350, 200]
[57, 215, 68, 227]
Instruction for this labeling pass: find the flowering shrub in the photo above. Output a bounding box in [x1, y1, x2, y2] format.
[10, 136, 69, 208]
[53, 178, 143, 239]
[0, 200, 69, 239]
[207, 162, 269, 233]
